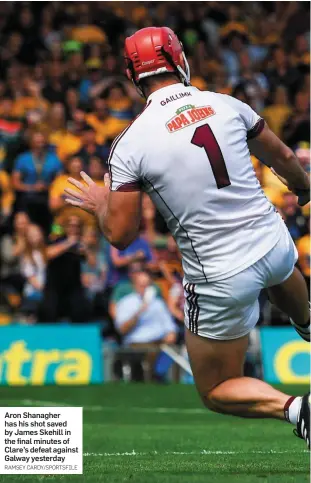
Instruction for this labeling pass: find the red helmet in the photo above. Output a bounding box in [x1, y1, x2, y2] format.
[124, 27, 190, 95]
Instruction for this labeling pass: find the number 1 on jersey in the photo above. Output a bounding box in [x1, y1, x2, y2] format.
[191, 124, 231, 189]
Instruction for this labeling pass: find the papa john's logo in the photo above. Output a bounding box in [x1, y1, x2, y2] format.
[166, 104, 215, 133]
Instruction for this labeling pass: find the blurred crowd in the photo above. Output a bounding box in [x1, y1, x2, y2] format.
[0, 3, 309, 365]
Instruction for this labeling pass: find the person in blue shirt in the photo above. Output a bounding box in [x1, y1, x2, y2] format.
[115, 267, 177, 381]
[12, 131, 63, 235]
[115, 268, 176, 345]
[75, 125, 110, 170]
[108, 235, 154, 286]
[79, 59, 103, 103]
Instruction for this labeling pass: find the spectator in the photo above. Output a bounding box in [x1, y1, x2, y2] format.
[265, 46, 300, 98]
[0, 93, 24, 165]
[79, 58, 103, 103]
[115, 267, 177, 379]
[140, 194, 168, 249]
[20, 224, 47, 319]
[295, 143, 310, 174]
[12, 131, 63, 234]
[109, 235, 154, 286]
[289, 34, 310, 69]
[282, 90, 310, 148]
[0, 211, 30, 299]
[262, 86, 292, 138]
[49, 155, 84, 224]
[42, 62, 65, 104]
[81, 225, 108, 318]
[64, 88, 81, 121]
[168, 276, 185, 326]
[156, 236, 183, 301]
[105, 82, 135, 123]
[109, 262, 162, 321]
[46, 103, 67, 151]
[231, 83, 252, 105]
[10, 78, 49, 119]
[86, 97, 127, 145]
[220, 6, 249, 82]
[88, 156, 108, 181]
[49, 155, 105, 231]
[296, 218, 310, 291]
[38, 215, 91, 322]
[281, 192, 308, 241]
[232, 52, 268, 112]
[10, 212, 31, 259]
[0, 167, 14, 223]
[75, 124, 109, 168]
[209, 65, 232, 96]
[64, 52, 85, 90]
[56, 108, 87, 161]
[251, 156, 284, 208]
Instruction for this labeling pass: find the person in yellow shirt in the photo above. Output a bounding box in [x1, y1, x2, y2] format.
[105, 83, 134, 124]
[296, 219, 310, 289]
[56, 110, 102, 162]
[49, 155, 106, 229]
[49, 156, 94, 228]
[11, 79, 49, 118]
[88, 156, 106, 188]
[261, 86, 292, 138]
[56, 109, 86, 162]
[294, 143, 310, 217]
[191, 76, 208, 91]
[45, 103, 67, 151]
[56, 130, 82, 162]
[86, 98, 128, 144]
[0, 169, 14, 217]
[289, 34, 310, 69]
[251, 156, 284, 208]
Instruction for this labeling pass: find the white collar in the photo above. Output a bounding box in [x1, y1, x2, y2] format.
[146, 83, 186, 103]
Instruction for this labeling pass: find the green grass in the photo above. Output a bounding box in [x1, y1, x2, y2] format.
[0, 384, 309, 482]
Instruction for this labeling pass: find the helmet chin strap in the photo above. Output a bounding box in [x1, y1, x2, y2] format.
[177, 52, 191, 86]
[133, 80, 145, 98]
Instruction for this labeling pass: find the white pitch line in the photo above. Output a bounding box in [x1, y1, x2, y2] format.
[20, 400, 207, 414]
[83, 450, 308, 457]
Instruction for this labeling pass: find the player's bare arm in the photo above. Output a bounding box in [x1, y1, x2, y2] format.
[64, 171, 142, 249]
[248, 123, 310, 205]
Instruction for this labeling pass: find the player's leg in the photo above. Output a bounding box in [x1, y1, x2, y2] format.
[267, 267, 310, 341]
[265, 221, 310, 340]
[185, 328, 291, 419]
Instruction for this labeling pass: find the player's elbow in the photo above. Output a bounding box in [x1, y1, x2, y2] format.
[109, 237, 131, 251]
[269, 145, 296, 172]
[279, 146, 296, 164]
[108, 230, 137, 251]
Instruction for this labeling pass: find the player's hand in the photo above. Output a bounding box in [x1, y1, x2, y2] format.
[64, 171, 110, 215]
[271, 168, 310, 206]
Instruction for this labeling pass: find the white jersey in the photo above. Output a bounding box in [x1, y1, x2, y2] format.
[109, 83, 284, 283]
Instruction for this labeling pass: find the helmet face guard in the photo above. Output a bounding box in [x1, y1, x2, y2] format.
[125, 27, 191, 97]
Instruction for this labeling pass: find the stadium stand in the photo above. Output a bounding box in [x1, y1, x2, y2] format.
[0, 3, 309, 377]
